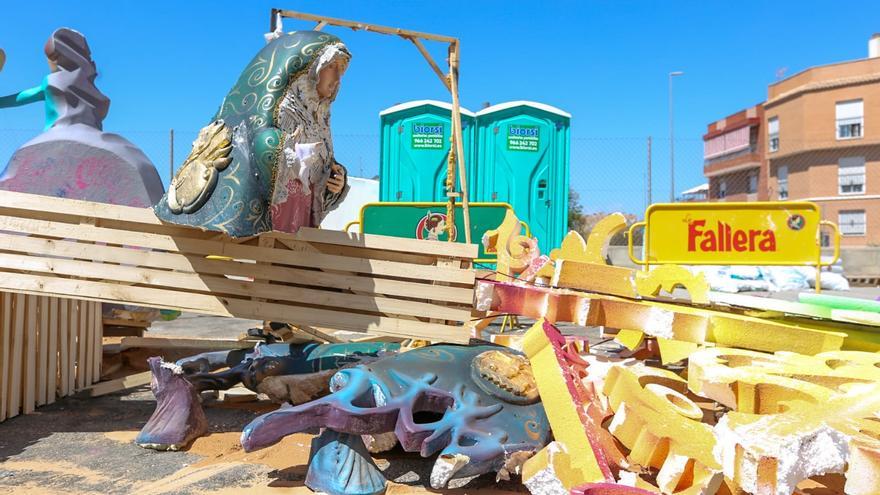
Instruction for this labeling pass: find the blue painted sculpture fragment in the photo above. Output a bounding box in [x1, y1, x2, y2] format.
[306, 430, 388, 495]
[137, 342, 397, 451]
[241, 344, 550, 489]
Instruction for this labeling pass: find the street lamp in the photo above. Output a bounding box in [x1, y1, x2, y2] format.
[669, 71, 684, 202]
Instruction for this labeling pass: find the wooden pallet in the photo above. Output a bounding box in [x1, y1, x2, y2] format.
[0, 190, 477, 344]
[846, 275, 880, 287]
[0, 293, 101, 421]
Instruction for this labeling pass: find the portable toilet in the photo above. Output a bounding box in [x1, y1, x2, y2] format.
[475, 101, 570, 253]
[379, 100, 475, 202]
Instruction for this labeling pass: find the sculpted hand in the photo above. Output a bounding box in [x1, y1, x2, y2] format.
[326, 163, 346, 194]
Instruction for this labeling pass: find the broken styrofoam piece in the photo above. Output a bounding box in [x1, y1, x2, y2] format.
[522, 442, 575, 495]
[522, 320, 615, 492]
[686, 346, 880, 494]
[362, 432, 397, 453]
[430, 453, 470, 489]
[687, 347, 880, 414]
[603, 365, 722, 494]
[714, 414, 847, 495]
[475, 279, 590, 326]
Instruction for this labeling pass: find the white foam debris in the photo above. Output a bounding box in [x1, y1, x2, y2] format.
[362, 432, 397, 453]
[713, 414, 849, 495]
[643, 306, 675, 340]
[617, 469, 639, 486]
[160, 361, 184, 375]
[474, 281, 494, 311]
[607, 402, 630, 436]
[523, 442, 570, 495]
[430, 453, 470, 489]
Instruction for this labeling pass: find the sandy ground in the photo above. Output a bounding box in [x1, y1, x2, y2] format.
[1, 287, 877, 494]
[0, 315, 562, 495]
[0, 383, 532, 494]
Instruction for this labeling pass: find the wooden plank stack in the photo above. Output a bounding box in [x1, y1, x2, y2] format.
[0, 293, 101, 421]
[0, 190, 477, 344]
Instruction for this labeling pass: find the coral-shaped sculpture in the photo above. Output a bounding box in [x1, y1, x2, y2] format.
[241, 344, 551, 488]
[306, 430, 387, 495]
[137, 342, 397, 451]
[136, 357, 208, 451]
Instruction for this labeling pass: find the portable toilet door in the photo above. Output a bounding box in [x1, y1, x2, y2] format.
[379, 100, 475, 202]
[475, 101, 571, 253]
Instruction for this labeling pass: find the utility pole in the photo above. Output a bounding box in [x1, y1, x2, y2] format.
[669, 71, 684, 202]
[169, 129, 175, 182]
[647, 136, 652, 208]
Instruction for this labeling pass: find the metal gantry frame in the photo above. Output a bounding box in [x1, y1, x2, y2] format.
[272, 8, 472, 244]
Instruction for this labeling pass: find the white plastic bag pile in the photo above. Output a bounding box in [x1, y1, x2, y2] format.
[688, 265, 850, 293]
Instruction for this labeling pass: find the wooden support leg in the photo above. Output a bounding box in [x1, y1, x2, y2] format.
[47, 297, 58, 405]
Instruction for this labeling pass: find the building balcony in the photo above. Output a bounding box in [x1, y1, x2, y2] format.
[703, 145, 761, 177]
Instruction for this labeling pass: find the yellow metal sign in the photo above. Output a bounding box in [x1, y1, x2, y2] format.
[628, 202, 839, 266]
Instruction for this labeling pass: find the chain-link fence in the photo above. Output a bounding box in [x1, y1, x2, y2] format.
[2, 127, 878, 255]
[3, 126, 880, 292]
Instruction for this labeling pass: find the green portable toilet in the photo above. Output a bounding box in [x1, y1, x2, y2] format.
[379, 100, 475, 202]
[475, 101, 570, 253]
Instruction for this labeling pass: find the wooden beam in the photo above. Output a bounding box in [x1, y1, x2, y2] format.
[120, 337, 260, 351]
[276, 9, 457, 43]
[47, 297, 58, 405]
[0, 252, 472, 321]
[8, 294, 23, 418]
[448, 41, 472, 244]
[291, 325, 343, 343]
[37, 296, 48, 406]
[59, 298, 69, 397]
[0, 190, 478, 259]
[0, 233, 474, 305]
[23, 295, 37, 413]
[0, 294, 9, 420]
[0, 190, 475, 345]
[0, 217, 475, 285]
[91, 301, 102, 384]
[77, 299, 87, 390]
[102, 318, 151, 329]
[85, 371, 152, 397]
[406, 36, 450, 91]
[314, 20, 327, 31]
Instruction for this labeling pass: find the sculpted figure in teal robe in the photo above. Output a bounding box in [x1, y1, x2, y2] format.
[154, 31, 351, 237]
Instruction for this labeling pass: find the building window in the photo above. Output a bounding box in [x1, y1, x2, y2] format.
[777, 165, 788, 200]
[768, 117, 779, 152]
[836, 99, 864, 140]
[718, 179, 727, 199]
[747, 171, 758, 194]
[838, 156, 866, 195]
[839, 210, 866, 236]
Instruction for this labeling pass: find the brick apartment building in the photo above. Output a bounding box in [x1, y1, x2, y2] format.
[703, 104, 767, 202]
[704, 34, 880, 246]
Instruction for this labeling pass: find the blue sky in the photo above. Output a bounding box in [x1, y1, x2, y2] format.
[1, 0, 878, 214]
